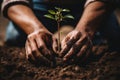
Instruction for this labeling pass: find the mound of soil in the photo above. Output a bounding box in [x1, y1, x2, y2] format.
[0, 43, 120, 80]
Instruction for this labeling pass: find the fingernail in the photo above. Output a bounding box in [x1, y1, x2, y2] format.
[63, 57, 67, 61]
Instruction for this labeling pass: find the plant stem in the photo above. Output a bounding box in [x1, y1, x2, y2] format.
[57, 21, 61, 53]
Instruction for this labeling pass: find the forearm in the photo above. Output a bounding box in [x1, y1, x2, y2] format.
[7, 5, 46, 34]
[76, 1, 112, 36]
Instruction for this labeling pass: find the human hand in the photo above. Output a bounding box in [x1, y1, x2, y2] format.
[60, 29, 93, 63]
[25, 29, 58, 65]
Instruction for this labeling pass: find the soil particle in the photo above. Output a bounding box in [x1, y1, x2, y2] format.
[0, 44, 120, 80]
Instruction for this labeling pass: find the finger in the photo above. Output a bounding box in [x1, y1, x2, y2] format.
[60, 31, 81, 57]
[61, 35, 70, 49]
[36, 38, 54, 61]
[81, 48, 91, 63]
[28, 36, 38, 51]
[76, 42, 91, 63]
[32, 49, 41, 59]
[60, 35, 80, 57]
[61, 31, 81, 49]
[60, 39, 74, 57]
[52, 37, 58, 53]
[36, 34, 55, 62]
[25, 41, 32, 59]
[34, 36, 50, 56]
[28, 53, 36, 63]
[80, 42, 92, 62]
[32, 49, 52, 65]
[63, 45, 77, 61]
[25, 41, 36, 61]
[39, 41, 51, 56]
[35, 34, 42, 48]
[76, 44, 88, 57]
[76, 37, 91, 57]
[63, 37, 87, 61]
[25, 41, 28, 59]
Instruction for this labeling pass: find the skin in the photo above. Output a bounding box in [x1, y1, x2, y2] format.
[7, 1, 112, 63]
[60, 1, 112, 62]
[7, 5, 58, 62]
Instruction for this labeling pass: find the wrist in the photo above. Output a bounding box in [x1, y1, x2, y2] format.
[7, 5, 48, 35]
[25, 20, 47, 35]
[75, 25, 96, 37]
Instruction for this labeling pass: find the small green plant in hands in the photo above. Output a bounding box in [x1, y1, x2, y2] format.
[44, 7, 74, 53]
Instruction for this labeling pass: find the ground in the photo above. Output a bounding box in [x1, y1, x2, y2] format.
[0, 44, 120, 80]
[0, 9, 120, 80]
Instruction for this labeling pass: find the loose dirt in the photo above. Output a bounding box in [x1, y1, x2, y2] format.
[0, 42, 120, 80]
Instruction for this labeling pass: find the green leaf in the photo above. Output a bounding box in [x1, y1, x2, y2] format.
[55, 7, 60, 10]
[62, 9, 70, 12]
[63, 14, 74, 19]
[44, 14, 55, 20]
[48, 10, 56, 14]
[55, 15, 59, 21]
[55, 7, 62, 11]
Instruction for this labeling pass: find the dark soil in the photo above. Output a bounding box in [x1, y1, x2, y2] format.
[0, 8, 120, 80]
[0, 42, 120, 80]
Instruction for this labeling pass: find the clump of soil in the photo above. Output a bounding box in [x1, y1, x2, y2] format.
[0, 43, 120, 80]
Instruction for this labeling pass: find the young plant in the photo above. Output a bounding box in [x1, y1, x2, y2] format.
[44, 7, 74, 53]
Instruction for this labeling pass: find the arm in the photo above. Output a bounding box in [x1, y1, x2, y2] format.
[60, 0, 114, 62]
[76, 0, 113, 36]
[1, 0, 47, 34]
[2, 0, 58, 64]
[7, 5, 46, 34]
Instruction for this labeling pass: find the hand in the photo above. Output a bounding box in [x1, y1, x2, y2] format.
[60, 29, 93, 63]
[25, 29, 58, 65]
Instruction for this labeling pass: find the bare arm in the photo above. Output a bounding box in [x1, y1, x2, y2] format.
[7, 5, 46, 34]
[7, 5, 58, 64]
[76, 1, 112, 36]
[60, 0, 113, 62]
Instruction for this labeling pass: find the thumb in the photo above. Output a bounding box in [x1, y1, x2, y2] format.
[52, 37, 59, 54]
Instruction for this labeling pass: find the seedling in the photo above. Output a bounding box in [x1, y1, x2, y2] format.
[44, 7, 74, 53]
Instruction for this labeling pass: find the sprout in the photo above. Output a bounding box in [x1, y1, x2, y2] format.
[44, 7, 74, 53]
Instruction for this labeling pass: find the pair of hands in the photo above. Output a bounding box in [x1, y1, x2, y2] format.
[25, 29, 93, 64]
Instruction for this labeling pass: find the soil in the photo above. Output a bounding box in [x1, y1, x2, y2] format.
[0, 38, 120, 80]
[0, 9, 120, 80]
